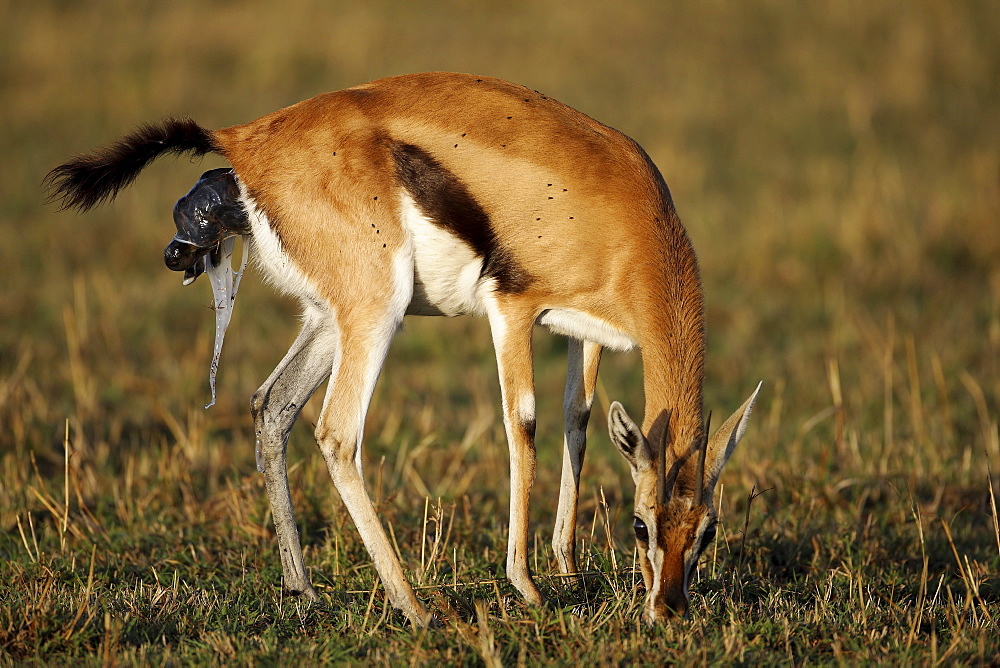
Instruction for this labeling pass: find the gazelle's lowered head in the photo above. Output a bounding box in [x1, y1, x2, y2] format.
[609, 382, 761, 623]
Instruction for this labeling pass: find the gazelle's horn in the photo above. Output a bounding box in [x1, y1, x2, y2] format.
[656, 410, 672, 504]
[693, 411, 712, 507]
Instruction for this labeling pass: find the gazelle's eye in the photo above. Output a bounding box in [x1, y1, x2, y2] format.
[699, 523, 717, 553]
[633, 517, 649, 543]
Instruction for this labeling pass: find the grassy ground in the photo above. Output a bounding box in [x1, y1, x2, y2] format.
[2, 0, 999, 663]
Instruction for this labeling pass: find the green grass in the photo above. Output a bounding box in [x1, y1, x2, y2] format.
[2, 0, 999, 663]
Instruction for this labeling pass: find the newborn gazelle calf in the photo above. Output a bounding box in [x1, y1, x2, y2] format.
[47, 72, 761, 626]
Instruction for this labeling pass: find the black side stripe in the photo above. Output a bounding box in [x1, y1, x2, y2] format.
[391, 142, 532, 293]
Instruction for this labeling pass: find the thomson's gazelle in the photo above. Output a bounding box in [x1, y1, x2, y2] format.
[47, 72, 761, 625]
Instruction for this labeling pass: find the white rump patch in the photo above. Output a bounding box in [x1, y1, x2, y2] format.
[238, 182, 324, 304]
[205, 234, 250, 408]
[537, 308, 636, 351]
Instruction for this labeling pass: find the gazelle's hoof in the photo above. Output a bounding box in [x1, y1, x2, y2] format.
[287, 583, 320, 602]
[510, 576, 544, 606]
[405, 607, 437, 628]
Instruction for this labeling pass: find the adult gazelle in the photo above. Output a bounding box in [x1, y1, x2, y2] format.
[47, 72, 761, 626]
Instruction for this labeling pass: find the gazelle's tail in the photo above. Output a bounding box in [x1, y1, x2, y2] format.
[44, 118, 220, 212]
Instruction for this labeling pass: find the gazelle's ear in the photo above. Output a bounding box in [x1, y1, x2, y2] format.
[609, 401, 652, 472]
[704, 382, 762, 491]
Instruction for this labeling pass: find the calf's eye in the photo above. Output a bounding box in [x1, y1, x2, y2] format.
[633, 518, 649, 543]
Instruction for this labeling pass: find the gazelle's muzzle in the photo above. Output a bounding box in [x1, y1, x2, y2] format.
[642, 548, 690, 624]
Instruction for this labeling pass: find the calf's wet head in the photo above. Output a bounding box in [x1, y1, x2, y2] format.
[163, 168, 250, 285]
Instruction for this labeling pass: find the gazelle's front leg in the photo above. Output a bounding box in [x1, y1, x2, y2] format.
[314, 310, 431, 627]
[486, 298, 543, 605]
[552, 338, 602, 584]
[252, 307, 340, 600]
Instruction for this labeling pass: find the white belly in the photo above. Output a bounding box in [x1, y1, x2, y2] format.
[536, 308, 636, 351]
[400, 193, 490, 317]
[240, 185, 326, 307]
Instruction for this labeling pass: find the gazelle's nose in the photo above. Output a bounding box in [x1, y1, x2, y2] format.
[643, 594, 689, 624]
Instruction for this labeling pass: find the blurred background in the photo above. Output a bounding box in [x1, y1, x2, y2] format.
[2, 0, 998, 541]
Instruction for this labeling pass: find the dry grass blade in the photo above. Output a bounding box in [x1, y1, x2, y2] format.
[63, 543, 97, 641]
[475, 601, 502, 668]
[15, 514, 38, 563]
[989, 459, 1000, 561]
[906, 500, 929, 650]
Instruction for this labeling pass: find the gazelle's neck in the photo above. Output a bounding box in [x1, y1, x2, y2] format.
[639, 219, 705, 455]
[642, 344, 704, 451]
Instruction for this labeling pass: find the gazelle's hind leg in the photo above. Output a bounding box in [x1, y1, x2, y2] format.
[252, 307, 340, 600]
[552, 338, 602, 585]
[485, 296, 543, 605]
[314, 300, 431, 627]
